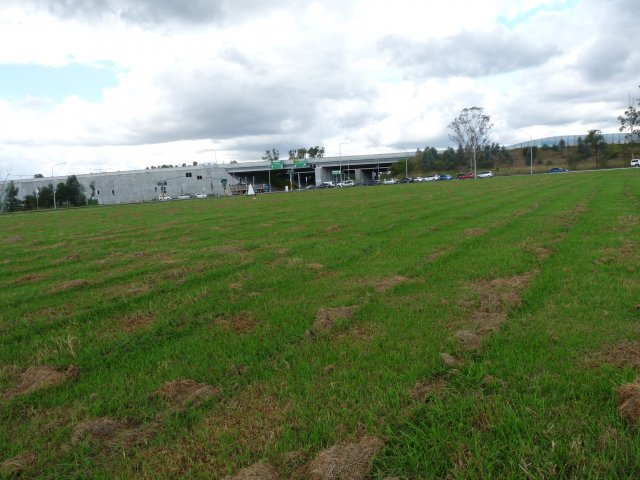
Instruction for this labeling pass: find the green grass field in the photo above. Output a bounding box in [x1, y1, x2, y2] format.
[1, 170, 639, 479]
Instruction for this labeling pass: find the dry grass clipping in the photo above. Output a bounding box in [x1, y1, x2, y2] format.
[314, 306, 354, 331]
[307, 436, 384, 480]
[455, 330, 482, 351]
[440, 353, 463, 368]
[121, 311, 156, 333]
[72, 417, 158, 447]
[412, 378, 448, 403]
[2, 365, 79, 399]
[464, 228, 487, 237]
[590, 340, 640, 371]
[158, 379, 218, 409]
[0, 452, 35, 475]
[224, 462, 279, 480]
[50, 279, 92, 293]
[373, 275, 408, 293]
[616, 382, 640, 425]
[214, 312, 259, 333]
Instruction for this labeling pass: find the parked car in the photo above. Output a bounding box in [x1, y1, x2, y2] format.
[159, 195, 172, 201]
[364, 180, 380, 186]
[195, 193, 207, 198]
[178, 194, 192, 199]
[383, 178, 397, 184]
[546, 167, 568, 173]
[438, 174, 452, 181]
[337, 180, 355, 187]
[477, 171, 493, 178]
[425, 174, 439, 182]
[631, 159, 640, 167]
[317, 182, 334, 189]
[398, 177, 413, 183]
[456, 172, 475, 179]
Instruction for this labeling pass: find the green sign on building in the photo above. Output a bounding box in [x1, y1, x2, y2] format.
[293, 160, 307, 168]
[271, 161, 284, 170]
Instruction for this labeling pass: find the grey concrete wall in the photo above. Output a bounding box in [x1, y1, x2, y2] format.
[12, 165, 237, 205]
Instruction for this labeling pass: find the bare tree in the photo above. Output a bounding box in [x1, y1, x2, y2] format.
[448, 107, 493, 177]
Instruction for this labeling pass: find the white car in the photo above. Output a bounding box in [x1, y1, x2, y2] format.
[177, 194, 192, 199]
[425, 175, 439, 182]
[159, 195, 172, 201]
[383, 178, 397, 184]
[631, 159, 640, 167]
[195, 193, 207, 198]
[477, 171, 493, 178]
[337, 180, 355, 187]
[413, 177, 425, 182]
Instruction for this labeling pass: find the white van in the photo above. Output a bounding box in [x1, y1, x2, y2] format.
[631, 159, 640, 167]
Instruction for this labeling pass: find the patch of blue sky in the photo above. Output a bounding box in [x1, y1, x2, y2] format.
[0, 61, 121, 104]
[498, 0, 580, 28]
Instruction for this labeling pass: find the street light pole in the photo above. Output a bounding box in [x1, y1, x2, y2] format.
[405, 150, 409, 179]
[527, 133, 533, 175]
[51, 162, 66, 209]
[339, 142, 348, 184]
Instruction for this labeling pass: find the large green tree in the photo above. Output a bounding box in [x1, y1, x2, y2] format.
[65, 175, 86, 206]
[585, 129, 607, 168]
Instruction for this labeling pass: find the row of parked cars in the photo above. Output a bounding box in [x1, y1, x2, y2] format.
[382, 171, 494, 184]
[159, 193, 208, 200]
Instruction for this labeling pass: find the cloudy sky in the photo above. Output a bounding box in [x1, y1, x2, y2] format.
[0, 0, 638, 178]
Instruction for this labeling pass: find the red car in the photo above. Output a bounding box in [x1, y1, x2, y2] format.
[456, 172, 475, 179]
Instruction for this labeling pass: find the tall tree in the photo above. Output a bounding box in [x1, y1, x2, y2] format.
[585, 129, 606, 168]
[448, 107, 493, 176]
[65, 175, 86, 206]
[618, 85, 639, 157]
[2, 181, 20, 213]
[261, 148, 280, 162]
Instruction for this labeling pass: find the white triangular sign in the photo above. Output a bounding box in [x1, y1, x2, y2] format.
[247, 184, 255, 196]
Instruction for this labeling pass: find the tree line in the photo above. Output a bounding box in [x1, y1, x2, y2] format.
[1, 175, 90, 213]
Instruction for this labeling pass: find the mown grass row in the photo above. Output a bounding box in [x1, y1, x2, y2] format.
[1, 170, 639, 478]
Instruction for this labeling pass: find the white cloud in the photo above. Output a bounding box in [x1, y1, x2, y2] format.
[0, 0, 638, 176]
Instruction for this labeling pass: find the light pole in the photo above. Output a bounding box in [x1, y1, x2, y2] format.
[339, 142, 348, 183]
[51, 162, 66, 209]
[527, 133, 533, 175]
[405, 150, 409, 179]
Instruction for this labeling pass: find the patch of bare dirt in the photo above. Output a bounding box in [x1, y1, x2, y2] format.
[121, 312, 156, 333]
[214, 312, 259, 333]
[324, 224, 341, 233]
[463, 228, 487, 238]
[72, 417, 158, 447]
[412, 378, 448, 402]
[224, 462, 279, 480]
[465, 271, 535, 334]
[50, 279, 92, 293]
[158, 379, 218, 409]
[1, 452, 35, 475]
[535, 247, 552, 260]
[455, 330, 482, 351]
[424, 248, 450, 264]
[616, 382, 640, 425]
[16, 273, 46, 284]
[373, 275, 408, 293]
[288, 257, 303, 266]
[440, 353, 463, 368]
[275, 248, 290, 255]
[314, 306, 354, 331]
[307, 263, 324, 270]
[590, 340, 640, 371]
[5, 235, 22, 243]
[2, 365, 79, 399]
[106, 282, 152, 299]
[306, 436, 384, 480]
[229, 283, 242, 289]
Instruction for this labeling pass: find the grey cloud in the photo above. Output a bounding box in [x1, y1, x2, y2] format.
[380, 28, 561, 78]
[14, 0, 305, 25]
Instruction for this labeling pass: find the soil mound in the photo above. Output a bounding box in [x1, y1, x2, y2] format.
[307, 436, 384, 480]
[440, 353, 463, 368]
[455, 330, 482, 351]
[374, 276, 408, 293]
[0, 452, 35, 475]
[215, 312, 258, 333]
[412, 378, 447, 402]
